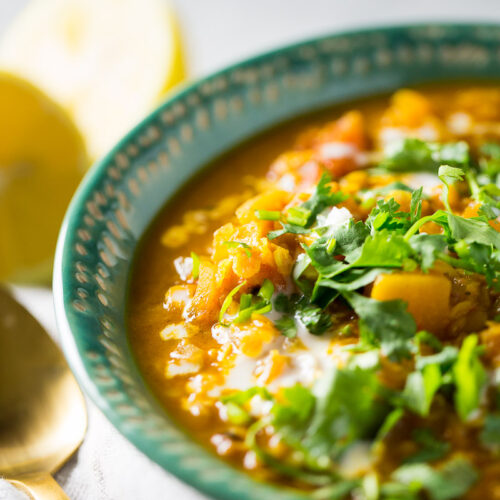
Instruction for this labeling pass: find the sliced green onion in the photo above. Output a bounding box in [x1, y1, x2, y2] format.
[239, 293, 252, 311]
[255, 209, 281, 221]
[286, 206, 311, 227]
[274, 316, 297, 338]
[190, 251, 200, 279]
[224, 401, 252, 425]
[258, 279, 274, 301]
[235, 307, 254, 324]
[326, 237, 337, 254]
[254, 303, 272, 315]
[219, 281, 247, 324]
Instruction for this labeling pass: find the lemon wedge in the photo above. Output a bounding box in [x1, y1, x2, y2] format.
[0, 0, 185, 160]
[0, 72, 88, 283]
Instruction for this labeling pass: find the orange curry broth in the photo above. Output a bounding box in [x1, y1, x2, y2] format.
[128, 84, 500, 495]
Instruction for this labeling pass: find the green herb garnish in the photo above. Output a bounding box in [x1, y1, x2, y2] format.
[190, 251, 200, 279]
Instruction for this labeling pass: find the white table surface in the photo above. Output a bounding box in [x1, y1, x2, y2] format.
[3, 0, 500, 498]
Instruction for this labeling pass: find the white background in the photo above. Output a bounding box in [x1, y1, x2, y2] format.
[1, 1, 500, 499]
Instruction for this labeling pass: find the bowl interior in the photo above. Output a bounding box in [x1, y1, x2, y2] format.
[54, 24, 500, 500]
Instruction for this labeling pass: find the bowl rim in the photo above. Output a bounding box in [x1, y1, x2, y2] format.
[54, 21, 500, 499]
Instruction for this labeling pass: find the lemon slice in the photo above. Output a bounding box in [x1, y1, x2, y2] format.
[0, 72, 88, 283]
[0, 0, 185, 160]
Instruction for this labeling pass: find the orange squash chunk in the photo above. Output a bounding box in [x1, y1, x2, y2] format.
[236, 190, 291, 224]
[371, 272, 451, 334]
[462, 201, 500, 232]
[382, 89, 432, 128]
[186, 260, 220, 325]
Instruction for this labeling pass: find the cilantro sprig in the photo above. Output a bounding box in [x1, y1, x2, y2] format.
[212, 136, 500, 499]
[267, 173, 348, 239]
[381, 137, 469, 173]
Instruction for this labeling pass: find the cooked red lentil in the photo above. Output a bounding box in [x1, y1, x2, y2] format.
[129, 85, 500, 499]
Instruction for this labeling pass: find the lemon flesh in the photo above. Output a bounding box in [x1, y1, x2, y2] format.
[0, 0, 185, 160]
[0, 72, 88, 283]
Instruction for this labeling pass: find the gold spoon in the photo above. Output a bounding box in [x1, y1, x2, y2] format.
[0, 286, 87, 499]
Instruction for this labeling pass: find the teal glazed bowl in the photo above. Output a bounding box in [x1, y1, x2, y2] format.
[54, 24, 500, 500]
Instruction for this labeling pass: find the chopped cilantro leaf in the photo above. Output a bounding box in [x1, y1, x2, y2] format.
[367, 198, 412, 234]
[296, 301, 332, 335]
[480, 141, 500, 159]
[403, 364, 442, 416]
[304, 240, 346, 277]
[415, 345, 458, 371]
[274, 316, 297, 338]
[273, 294, 332, 336]
[362, 181, 414, 198]
[437, 141, 470, 165]
[268, 225, 310, 240]
[330, 219, 370, 258]
[343, 292, 416, 360]
[307, 366, 388, 447]
[312, 480, 360, 500]
[414, 330, 443, 352]
[349, 231, 413, 268]
[268, 173, 347, 239]
[382, 137, 437, 172]
[381, 138, 469, 173]
[408, 234, 447, 272]
[404, 428, 450, 464]
[453, 334, 487, 421]
[392, 457, 477, 500]
[480, 414, 500, 449]
[274, 293, 295, 314]
[447, 213, 500, 250]
[318, 268, 387, 292]
[271, 384, 315, 426]
[375, 407, 404, 442]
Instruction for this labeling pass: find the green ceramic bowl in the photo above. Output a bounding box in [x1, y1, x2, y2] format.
[54, 23, 500, 500]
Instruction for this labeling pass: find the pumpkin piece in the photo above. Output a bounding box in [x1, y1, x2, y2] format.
[273, 246, 294, 278]
[235, 190, 291, 224]
[370, 272, 451, 334]
[237, 316, 279, 357]
[462, 201, 500, 232]
[215, 258, 238, 295]
[480, 322, 500, 366]
[212, 223, 236, 261]
[382, 89, 432, 128]
[186, 261, 220, 325]
[269, 150, 315, 176]
[384, 189, 412, 213]
[339, 170, 370, 194]
[231, 247, 261, 280]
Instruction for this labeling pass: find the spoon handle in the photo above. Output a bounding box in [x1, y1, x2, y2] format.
[9, 475, 69, 500]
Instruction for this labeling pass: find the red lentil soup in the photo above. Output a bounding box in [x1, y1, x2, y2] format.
[129, 85, 500, 499]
